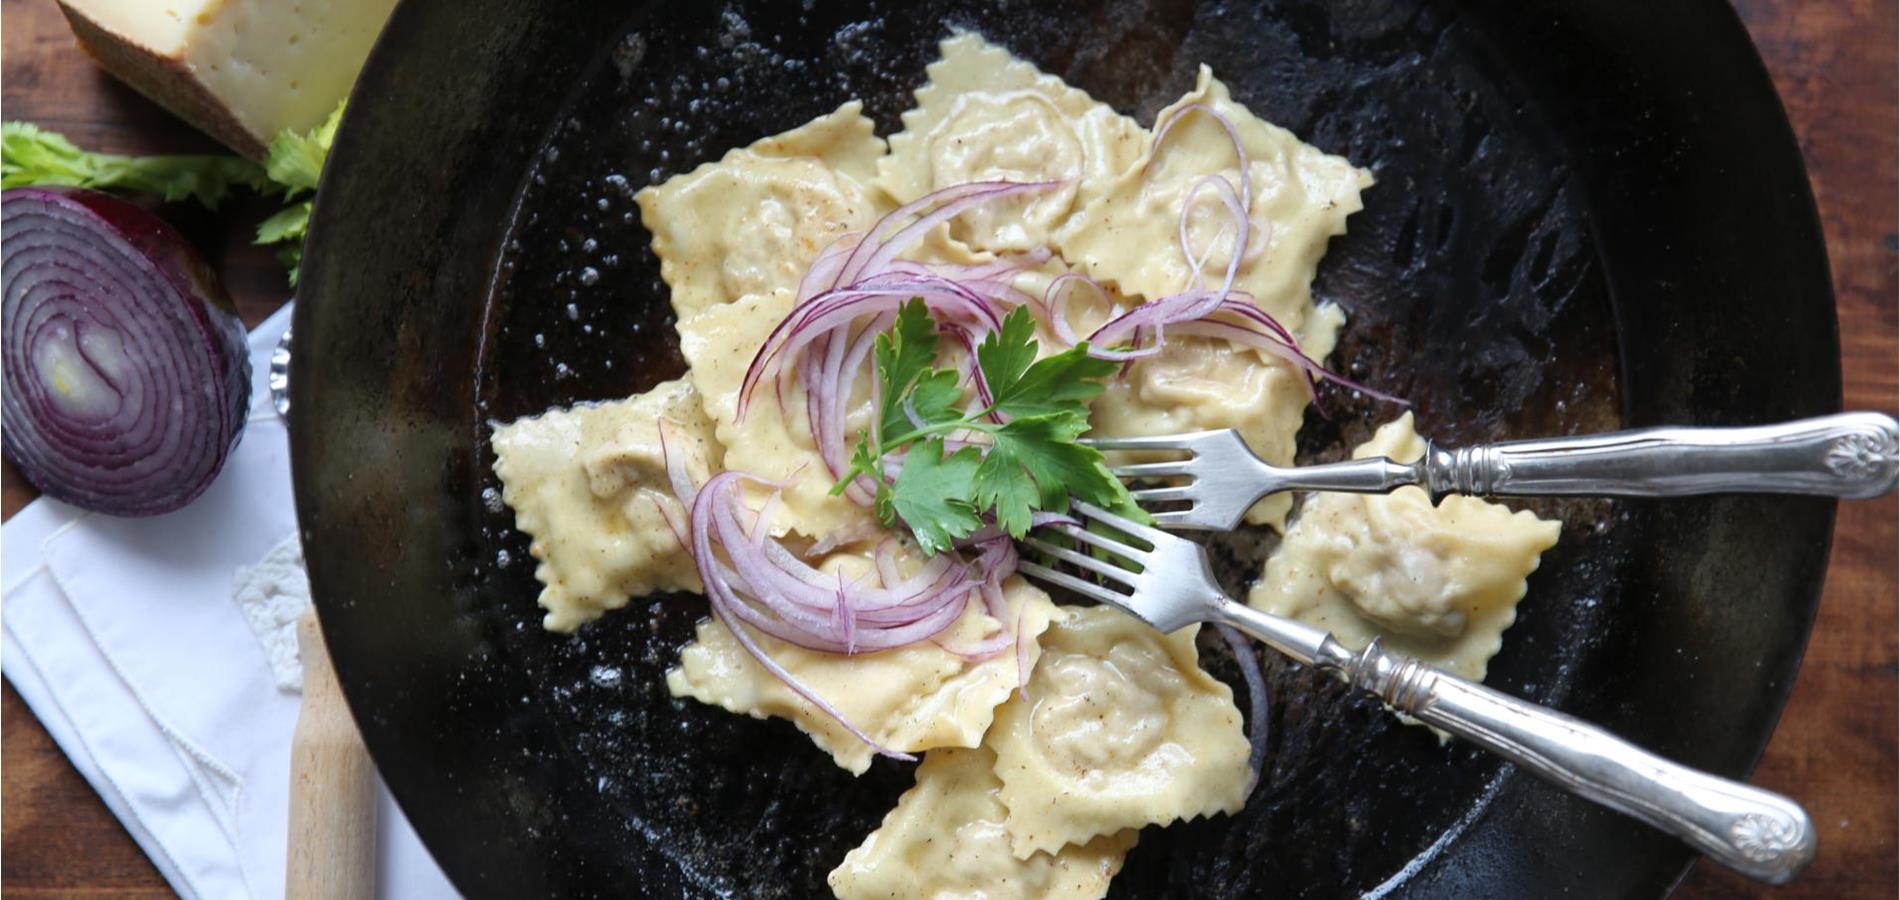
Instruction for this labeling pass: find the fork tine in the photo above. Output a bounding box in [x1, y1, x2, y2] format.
[1078, 434, 1193, 452]
[1145, 508, 1203, 528]
[1072, 500, 1171, 545]
[1129, 485, 1195, 503]
[1018, 561, 1130, 607]
[1047, 521, 1149, 557]
[1107, 460, 1196, 479]
[1020, 536, 1141, 586]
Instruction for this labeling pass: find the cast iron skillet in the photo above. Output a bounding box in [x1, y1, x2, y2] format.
[291, 1, 1840, 896]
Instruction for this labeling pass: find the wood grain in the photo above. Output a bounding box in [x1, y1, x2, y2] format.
[285, 612, 378, 900]
[1, 0, 1892, 896]
[1681, 1, 1899, 896]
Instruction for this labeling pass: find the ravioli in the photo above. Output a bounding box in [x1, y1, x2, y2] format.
[636, 102, 888, 321]
[1056, 66, 1371, 328]
[1248, 413, 1562, 683]
[1089, 303, 1345, 530]
[990, 605, 1251, 858]
[668, 576, 1061, 775]
[490, 379, 718, 632]
[829, 745, 1136, 900]
[491, 32, 1428, 899]
[901, 227, 1086, 351]
[676, 288, 876, 540]
[879, 33, 1147, 255]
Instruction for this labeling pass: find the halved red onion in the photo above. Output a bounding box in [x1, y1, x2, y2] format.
[1, 187, 250, 516]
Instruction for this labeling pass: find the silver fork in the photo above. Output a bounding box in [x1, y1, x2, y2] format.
[1089, 412, 1900, 530]
[1017, 501, 1816, 885]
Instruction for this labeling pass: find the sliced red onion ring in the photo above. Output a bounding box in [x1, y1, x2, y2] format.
[736, 182, 1067, 466]
[1151, 102, 1253, 211]
[675, 468, 1030, 759]
[1, 187, 250, 516]
[660, 166, 1399, 757]
[732, 186, 1063, 494]
[834, 181, 1063, 288]
[1216, 623, 1271, 792]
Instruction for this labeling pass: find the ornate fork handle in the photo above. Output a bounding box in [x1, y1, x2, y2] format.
[1269, 413, 1898, 502]
[1417, 411, 1898, 500]
[1216, 602, 1815, 883]
[1338, 638, 1815, 883]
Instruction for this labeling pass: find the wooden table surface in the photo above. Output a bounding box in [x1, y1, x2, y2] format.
[2, 0, 1892, 896]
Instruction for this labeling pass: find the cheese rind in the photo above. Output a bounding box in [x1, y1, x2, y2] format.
[58, 0, 398, 158]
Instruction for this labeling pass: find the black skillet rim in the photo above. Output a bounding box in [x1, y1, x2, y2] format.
[290, 1, 1840, 896]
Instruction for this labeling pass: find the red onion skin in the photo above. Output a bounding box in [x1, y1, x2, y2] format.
[1, 187, 250, 516]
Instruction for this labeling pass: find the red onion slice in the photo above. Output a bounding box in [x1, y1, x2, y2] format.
[1216, 623, 1271, 794]
[729, 183, 1128, 519]
[1, 187, 249, 516]
[681, 471, 1032, 760]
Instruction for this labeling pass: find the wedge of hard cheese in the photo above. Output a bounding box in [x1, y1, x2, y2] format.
[55, 0, 399, 159]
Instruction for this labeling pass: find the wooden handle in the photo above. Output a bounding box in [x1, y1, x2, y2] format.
[287, 609, 377, 900]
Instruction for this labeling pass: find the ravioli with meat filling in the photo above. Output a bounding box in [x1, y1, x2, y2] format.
[830, 744, 1136, 900]
[1248, 413, 1562, 684]
[636, 102, 887, 321]
[989, 605, 1251, 858]
[490, 379, 717, 632]
[668, 574, 1060, 775]
[879, 33, 1147, 255]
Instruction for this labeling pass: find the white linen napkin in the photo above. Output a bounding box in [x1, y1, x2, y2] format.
[1, 304, 459, 900]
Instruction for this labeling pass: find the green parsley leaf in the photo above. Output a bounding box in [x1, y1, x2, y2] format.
[991, 415, 1121, 509]
[254, 200, 310, 245]
[974, 307, 1040, 398]
[1092, 482, 1155, 525]
[971, 442, 1041, 537]
[0, 121, 267, 208]
[2, 103, 345, 287]
[875, 299, 943, 441]
[842, 301, 1149, 551]
[254, 103, 345, 285]
[992, 342, 1120, 420]
[905, 370, 966, 429]
[890, 439, 984, 554]
[977, 307, 1120, 420]
[834, 431, 884, 498]
[262, 102, 343, 196]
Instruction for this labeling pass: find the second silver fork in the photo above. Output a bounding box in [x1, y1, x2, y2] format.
[1018, 501, 1816, 886]
[1091, 411, 1899, 530]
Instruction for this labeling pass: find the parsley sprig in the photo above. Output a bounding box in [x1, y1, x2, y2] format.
[835, 300, 1144, 554]
[2, 103, 344, 286]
